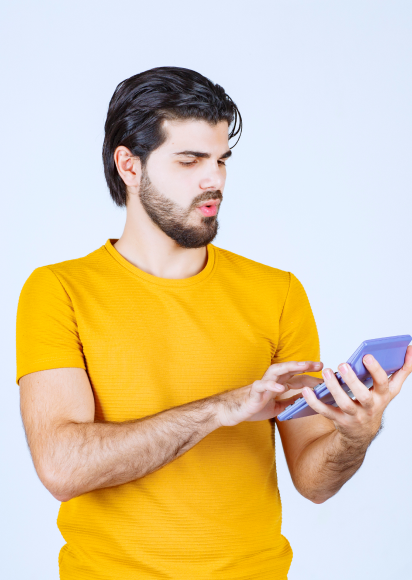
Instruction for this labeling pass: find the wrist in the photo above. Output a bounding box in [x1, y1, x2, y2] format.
[205, 398, 225, 431]
[335, 429, 371, 455]
[209, 388, 243, 428]
[186, 395, 223, 432]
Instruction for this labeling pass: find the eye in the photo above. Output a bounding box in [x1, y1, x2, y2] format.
[179, 159, 227, 167]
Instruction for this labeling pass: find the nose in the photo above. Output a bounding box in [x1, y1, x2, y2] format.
[198, 161, 226, 192]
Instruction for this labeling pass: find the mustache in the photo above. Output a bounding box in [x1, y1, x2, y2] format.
[190, 190, 223, 210]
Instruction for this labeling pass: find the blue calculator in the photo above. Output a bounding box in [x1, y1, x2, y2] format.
[277, 335, 412, 421]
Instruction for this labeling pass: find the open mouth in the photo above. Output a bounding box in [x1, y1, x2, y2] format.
[197, 204, 219, 217]
[197, 199, 220, 217]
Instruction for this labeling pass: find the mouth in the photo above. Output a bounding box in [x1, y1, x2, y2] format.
[196, 199, 221, 217]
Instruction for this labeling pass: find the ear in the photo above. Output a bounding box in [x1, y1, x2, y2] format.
[114, 146, 142, 190]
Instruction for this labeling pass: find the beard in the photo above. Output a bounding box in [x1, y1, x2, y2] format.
[138, 166, 222, 249]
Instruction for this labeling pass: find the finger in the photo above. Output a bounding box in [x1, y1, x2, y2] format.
[273, 393, 304, 415]
[280, 382, 291, 393]
[257, 379, 292, 400]
[302, 387, 342, 421]
[273, 382, 302, 401]
[251, 379, 286, 397]
[322, 368, 358, 415]
[361, 354, 389, 396]
[388, 345, 412, 397]
[286, 375, 324, 390]
[267, 360, 323, 381]
[248, 386, 273, 406]
[337, 363, 374, 409]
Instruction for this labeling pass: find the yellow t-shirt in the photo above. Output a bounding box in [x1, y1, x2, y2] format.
[16, 240, 321, 580]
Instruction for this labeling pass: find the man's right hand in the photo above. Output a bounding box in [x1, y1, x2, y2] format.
[214, 360, 323, 426]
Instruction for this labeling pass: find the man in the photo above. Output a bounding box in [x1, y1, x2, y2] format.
[17, 66, 412, 580]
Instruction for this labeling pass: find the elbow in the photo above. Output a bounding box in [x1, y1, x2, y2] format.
[44, 476, 75, 503]
[297, 489, 326, 504]
[303, 489, 336, 504]
[294, 482, 334, 504]
[51, 492, 72, 502]
[308, 495, 328, 505]
[37, 465, 76, 503]
[291, 472, 337, 504]
[50, 489, 74, 503]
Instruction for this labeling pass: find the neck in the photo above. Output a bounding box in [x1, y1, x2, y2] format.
[114, 199, 208, 280]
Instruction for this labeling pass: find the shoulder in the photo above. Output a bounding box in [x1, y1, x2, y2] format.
[213, 245, 292, 287]
[46, 245, 108, 280]
[211, 245, 301, 313]
[20, 244, 109, 294]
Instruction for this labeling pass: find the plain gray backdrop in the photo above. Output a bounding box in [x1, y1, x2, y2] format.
[1, 1, 411, 578]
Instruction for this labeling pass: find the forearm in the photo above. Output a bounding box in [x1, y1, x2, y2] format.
[292, 429, 370, 504]
[41, 396, 220, 501]
[25, 360, 322, 501]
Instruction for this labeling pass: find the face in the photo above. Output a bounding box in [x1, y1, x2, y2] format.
[138, 119, 230, 249]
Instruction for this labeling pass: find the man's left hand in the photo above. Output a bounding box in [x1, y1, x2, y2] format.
[302, 345, 412, 447]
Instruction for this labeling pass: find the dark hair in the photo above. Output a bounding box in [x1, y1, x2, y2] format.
[102, 66, 242, 206]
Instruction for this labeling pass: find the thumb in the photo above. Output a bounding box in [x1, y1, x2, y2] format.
[388, 345, 412, 396]
[274, 393, 304, 415]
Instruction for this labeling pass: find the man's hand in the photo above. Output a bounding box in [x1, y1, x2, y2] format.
[275, 346, 412, 504]
[301, 345, 412, 448]
[215, 360, 323, 426]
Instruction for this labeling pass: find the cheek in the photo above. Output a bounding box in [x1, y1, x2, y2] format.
[160, 170, 200, 205]
[221, 168, 227, 186]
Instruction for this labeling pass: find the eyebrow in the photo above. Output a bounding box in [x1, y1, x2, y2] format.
[173, 150, 232, 160]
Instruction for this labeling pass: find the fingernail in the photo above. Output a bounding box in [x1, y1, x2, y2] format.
[303, 387, 311, 396]
[322, 369, 332, 379]
[364, 355, 374, 363]
[298, 362, 307, 366]
[339, 363, 348, 375]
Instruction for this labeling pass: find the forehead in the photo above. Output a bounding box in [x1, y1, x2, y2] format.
[160, 119, 229, 153]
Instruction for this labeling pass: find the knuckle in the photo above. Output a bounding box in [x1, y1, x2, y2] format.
[266, 365, 279, 378]
[262, 380, 274, 389]
[269, 362, 281, 371]
[340, 401, 355, 414]
[375, 381, 389, 392]
[358, 392, 373, 406]
[321, 406, 336, 420]
[376, 371, 388, 383]
[352, 411, 364, 425]
[340, 416, 352, 429]
[365, 407, 376, 419]
[337, 394, 356, 412]
[276, 361, 296, 372]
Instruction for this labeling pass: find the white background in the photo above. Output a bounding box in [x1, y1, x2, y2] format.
[1, 1, 411, 578]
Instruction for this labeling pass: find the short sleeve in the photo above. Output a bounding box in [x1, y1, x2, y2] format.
[272, 273, 322, 379]
[16, 266, 86, 384]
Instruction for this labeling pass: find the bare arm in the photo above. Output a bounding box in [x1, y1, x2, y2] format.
[277, 346, 412, 503]
[276, 412, 361, 504]
[20, 368, 221, 502]
[20, 361, 321, 502]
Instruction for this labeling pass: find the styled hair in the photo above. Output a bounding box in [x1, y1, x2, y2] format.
[102, 66, 242, 206]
